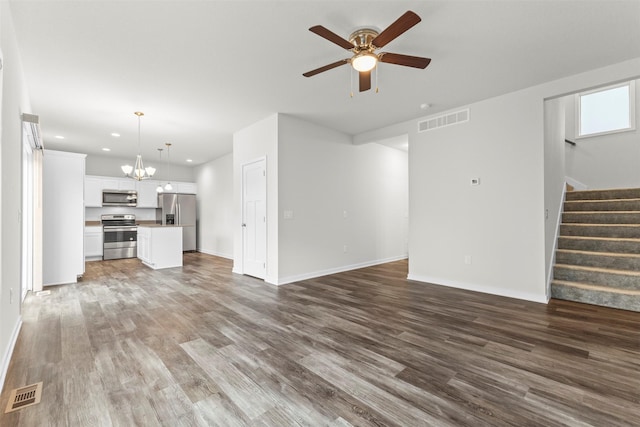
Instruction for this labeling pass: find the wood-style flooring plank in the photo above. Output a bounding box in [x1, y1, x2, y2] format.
[0, 253, 639, 426]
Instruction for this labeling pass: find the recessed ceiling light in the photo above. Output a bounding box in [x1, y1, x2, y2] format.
[186, 159, 193, 163]
[102, 148, 111, 152]
[111, 133, 120, 137]
[55, 135, 64, 139]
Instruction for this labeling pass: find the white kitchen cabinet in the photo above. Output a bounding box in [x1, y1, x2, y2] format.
[84, 176, 104, 207]
[84, 226, 103, 259]
[85, 175, 142, 207]
[43, 150, 86, 285]
[136, 180, 161, 208]
[102, 177, 135, 191]
[137, 226, 150, 264]
[137, 225, 183, 269]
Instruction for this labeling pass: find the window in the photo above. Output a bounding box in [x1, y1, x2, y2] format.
[576, 81, 636, 138]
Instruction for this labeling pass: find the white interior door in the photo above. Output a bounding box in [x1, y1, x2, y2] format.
[242, 159, 266, 279]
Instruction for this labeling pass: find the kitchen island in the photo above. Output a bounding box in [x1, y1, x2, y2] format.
[137, 225, 184, 269]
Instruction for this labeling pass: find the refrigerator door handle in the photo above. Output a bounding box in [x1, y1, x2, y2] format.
[177, 203, 181, 225]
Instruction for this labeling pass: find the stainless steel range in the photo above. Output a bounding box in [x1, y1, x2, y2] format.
[101, 214, 137, 260]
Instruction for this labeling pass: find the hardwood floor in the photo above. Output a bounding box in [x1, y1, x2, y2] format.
[1, 253, 639, 426]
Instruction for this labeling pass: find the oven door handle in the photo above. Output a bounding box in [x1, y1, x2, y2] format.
[103, 227, 137, 232]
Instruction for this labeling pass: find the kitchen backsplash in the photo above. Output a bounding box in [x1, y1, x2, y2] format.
[85, 207, 158, 221]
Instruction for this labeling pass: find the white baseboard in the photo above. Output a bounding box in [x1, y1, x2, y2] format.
[406, 274, 548, 304]
[196, 248, 233, 260]
[272, 255, 408, 286]
[0, 316, 22, 394]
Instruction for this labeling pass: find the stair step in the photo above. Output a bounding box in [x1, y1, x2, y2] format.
[565, 188, 640, 201]
[560, 223, 640, 238]
[564, 198, 640, 212]
[551, 280, 640, 312]
[562, 211, 640, 224]
[558, 236, 640, 254]
[553, 264, 640, 290]
[556, 249, 640, 270]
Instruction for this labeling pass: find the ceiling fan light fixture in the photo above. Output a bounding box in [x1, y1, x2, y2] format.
[352, 52, 378, 72]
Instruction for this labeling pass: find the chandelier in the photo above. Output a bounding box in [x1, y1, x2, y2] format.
[121, 111, 156, 180]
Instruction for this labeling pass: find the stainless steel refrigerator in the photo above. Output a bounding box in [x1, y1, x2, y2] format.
[157, 193, 196, 251]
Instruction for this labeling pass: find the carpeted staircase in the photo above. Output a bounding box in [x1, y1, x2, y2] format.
[551, 187, 640, 312]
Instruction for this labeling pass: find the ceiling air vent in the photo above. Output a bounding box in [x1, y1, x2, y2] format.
[418, 108, 469, 132]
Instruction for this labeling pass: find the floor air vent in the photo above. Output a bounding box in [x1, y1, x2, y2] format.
[4, 382, 43, 413]
[418, 108, 469, 132]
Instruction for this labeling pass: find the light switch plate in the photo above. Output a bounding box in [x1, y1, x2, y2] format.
[284, 210, 294, 219]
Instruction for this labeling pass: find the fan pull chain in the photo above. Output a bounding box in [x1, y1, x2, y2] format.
[375, 63, 379, 93]
[350, 67, 354, 98]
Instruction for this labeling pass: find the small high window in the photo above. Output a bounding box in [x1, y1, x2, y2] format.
[576, 81, 636, 138]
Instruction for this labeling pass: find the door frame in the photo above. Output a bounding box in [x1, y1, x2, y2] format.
[239, 156, 267, 278]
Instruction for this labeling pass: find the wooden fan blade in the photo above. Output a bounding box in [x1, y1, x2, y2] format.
[302, 59, 349, 77]
[309, 25, 354, 50]
[379, 53, 431, 69]
[359, 70, 371, 92]
[371, 11, 421, 48]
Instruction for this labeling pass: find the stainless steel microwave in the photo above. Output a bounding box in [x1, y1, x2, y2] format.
[102, 190, 137, 207]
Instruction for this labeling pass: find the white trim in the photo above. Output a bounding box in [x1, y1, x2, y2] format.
[197, 248, 233, 260]
[575, 80, 636, 138]
[565, 176, 588, 191]
[239, 156, 267, 279]
[406, 274, 548, 304]
[546, 182, 567, 300]
[0, 316, 22, 393]
[268, 255, 408, 286]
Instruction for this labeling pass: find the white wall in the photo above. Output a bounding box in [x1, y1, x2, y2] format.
[195, 152, 233, 259]
[232, 114, 279, 281]
[409, 90, 547, 303]
[354, 57, 640, 304]
[0, 1, 31, 391]
[277, 114, 408, 283]
[543, 97, 566, 296]
[85, 153, 195, 182]
[564, 79, 640, 189]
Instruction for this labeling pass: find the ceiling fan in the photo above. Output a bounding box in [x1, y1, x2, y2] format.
[303, 11, 431, 92]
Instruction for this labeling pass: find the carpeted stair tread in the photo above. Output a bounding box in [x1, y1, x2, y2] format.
[561, 223, 640, 227]
[559, 235, 640, 242]
[552, 280, 640, 295]
[564, 198, 640, 212]
[554, 263, 640, 276]
[556, 249, 640, 259]
[565, 188, 640, 201]
[562, 211, 640, 224]
[565, 211, 640, 216]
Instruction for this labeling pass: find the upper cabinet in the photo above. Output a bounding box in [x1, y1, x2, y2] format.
[84, 176, 103, 207]
[85, 175, 196, 207]
[136, 180, 161, 208]
[102, 177, 136, 191]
